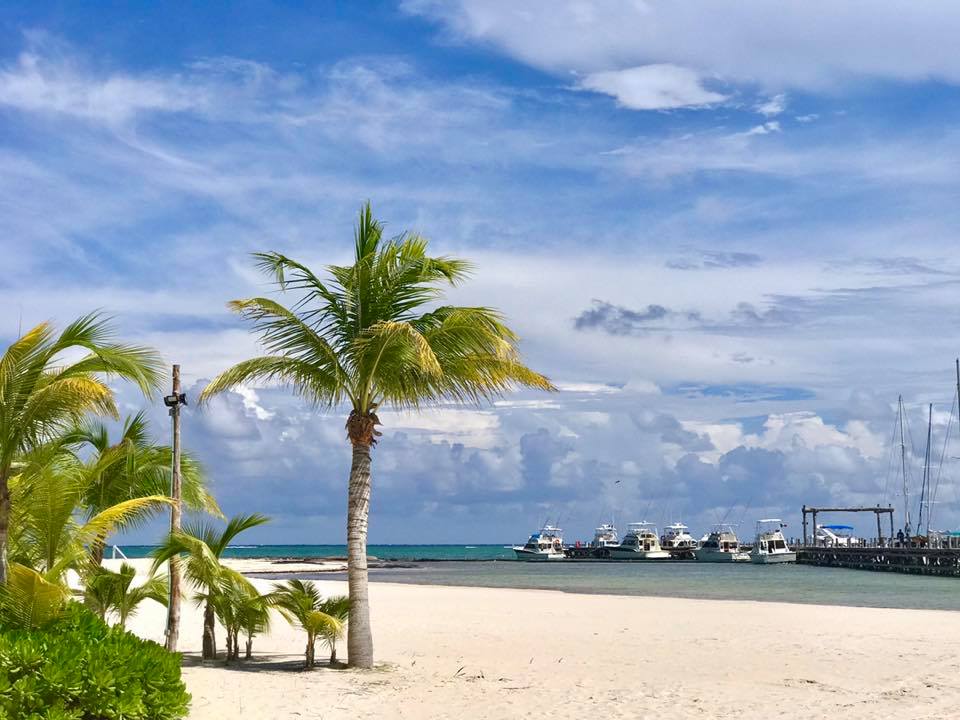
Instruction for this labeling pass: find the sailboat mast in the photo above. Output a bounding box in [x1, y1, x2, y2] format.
[918, 403, 932, 536]
[898, 395, 911, 537]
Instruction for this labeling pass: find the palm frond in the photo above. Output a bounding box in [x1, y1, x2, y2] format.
[0, 563, 68, 628]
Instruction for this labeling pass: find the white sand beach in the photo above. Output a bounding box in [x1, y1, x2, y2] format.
[108, 559, 960, 719]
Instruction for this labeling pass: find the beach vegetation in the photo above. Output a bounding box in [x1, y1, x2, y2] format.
[83, 562, 168, 629]
[200, 202, 554, 667]
[7, 438, 170, 582]
[152, 514, 269, 660]
[0, 314, 163, 585]
[0, 563, 68, 630]
[316, 594, 350, 665]
[206, 574, 271, 662]
[271, 579, 346, 669]
[0, 602, 190, 720]
[71, 412, 220, 565]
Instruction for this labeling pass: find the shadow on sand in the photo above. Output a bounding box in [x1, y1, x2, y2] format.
[180, 652, 348, 673]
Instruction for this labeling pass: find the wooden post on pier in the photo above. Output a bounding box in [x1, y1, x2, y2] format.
[876, 509, 883, 547]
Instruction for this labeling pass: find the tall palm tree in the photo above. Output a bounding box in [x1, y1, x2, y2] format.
[200, 203, 554, 667]
[152, 513, 269, 659]
[69, 412, 221, 564]
[0, 314, 162, 583]
[272, 579, 343, 668]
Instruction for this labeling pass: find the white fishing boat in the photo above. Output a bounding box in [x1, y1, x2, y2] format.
[513, 525, 565, 560]
[590, 523, 620, 548]
[584, 522, 620, 558]
[694, 523, 749, 562]
[750, 519, 797, 564]
[660, 523, 697, 557]
[607, 522, 670, 560]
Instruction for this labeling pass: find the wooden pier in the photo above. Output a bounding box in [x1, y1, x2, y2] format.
[797, 545, 960, 577]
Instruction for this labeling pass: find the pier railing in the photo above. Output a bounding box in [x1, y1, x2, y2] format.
[796, 544, 960, 577]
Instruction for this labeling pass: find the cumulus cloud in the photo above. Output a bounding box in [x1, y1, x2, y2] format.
[577, 64, 727, 111]
[404, 1, 960, 90]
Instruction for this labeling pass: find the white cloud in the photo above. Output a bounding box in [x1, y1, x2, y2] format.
[577, 64, 727, 110]
[0, 51, 200, 123]
[404, 0, 960, 90]
[744, 121, 781, 136]
[554, 382, 621, 394]
[234, 385, 276, 421]
[378, 408, 502, 448]
[756, 94, 787, 116]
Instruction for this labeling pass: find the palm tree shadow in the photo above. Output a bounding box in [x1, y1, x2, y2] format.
[180, 652, 345, 673]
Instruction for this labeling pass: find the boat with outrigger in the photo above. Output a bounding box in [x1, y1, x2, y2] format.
[513, 524, 565, 560]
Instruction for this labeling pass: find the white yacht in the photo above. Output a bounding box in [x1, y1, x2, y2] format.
[590, 523, 620, 548]
[749, 519, 797, 564]
[695, 524, 749, 562]
[661, 522, 698, 551]
[513, 525, 565, 561]
[586, 522, 620, 558]
[607, 522, 671, 560]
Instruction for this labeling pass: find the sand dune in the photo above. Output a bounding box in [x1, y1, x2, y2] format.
[111, 559, 960, 719]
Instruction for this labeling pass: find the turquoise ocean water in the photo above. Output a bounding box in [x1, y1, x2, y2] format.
[119, 544, 514, 561]
[120, 544, 960, 612]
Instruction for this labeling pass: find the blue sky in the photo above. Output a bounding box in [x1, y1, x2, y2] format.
[4, 1, 960, 543]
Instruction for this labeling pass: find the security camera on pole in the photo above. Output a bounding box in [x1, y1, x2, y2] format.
[163, 365, 187, 652]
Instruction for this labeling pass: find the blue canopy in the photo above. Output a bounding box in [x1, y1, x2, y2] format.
[821, 524, 855, 531]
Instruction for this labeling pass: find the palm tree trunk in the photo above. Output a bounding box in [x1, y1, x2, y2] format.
[305, 632, 315, 668]
[0, 466, 9, 585]
[89, 532, 107, 566]
[329, 643, 337, 665]
[202, 600, 217, 659]
[245, 635, 252, 660]
[346, 439, 374, 668]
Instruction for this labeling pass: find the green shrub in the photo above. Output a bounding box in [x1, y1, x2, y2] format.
[0, 603, 190, 720]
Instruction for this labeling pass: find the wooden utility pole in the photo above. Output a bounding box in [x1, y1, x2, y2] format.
[165, 365, 184, 652]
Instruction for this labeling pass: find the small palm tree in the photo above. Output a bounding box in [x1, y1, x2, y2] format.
[272, 579, 343, 669]
[0, 314, 162, 583]
[200, 203, 554, 667]
[9, 440, 170, 582]
[238, 589, 272, 660]
[85, 562, 167, 629]
[208, 575, 270, 662]
[152, 514, 269, 659]
[317, 595, 350, 665]
[70, 413, 221, 565]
